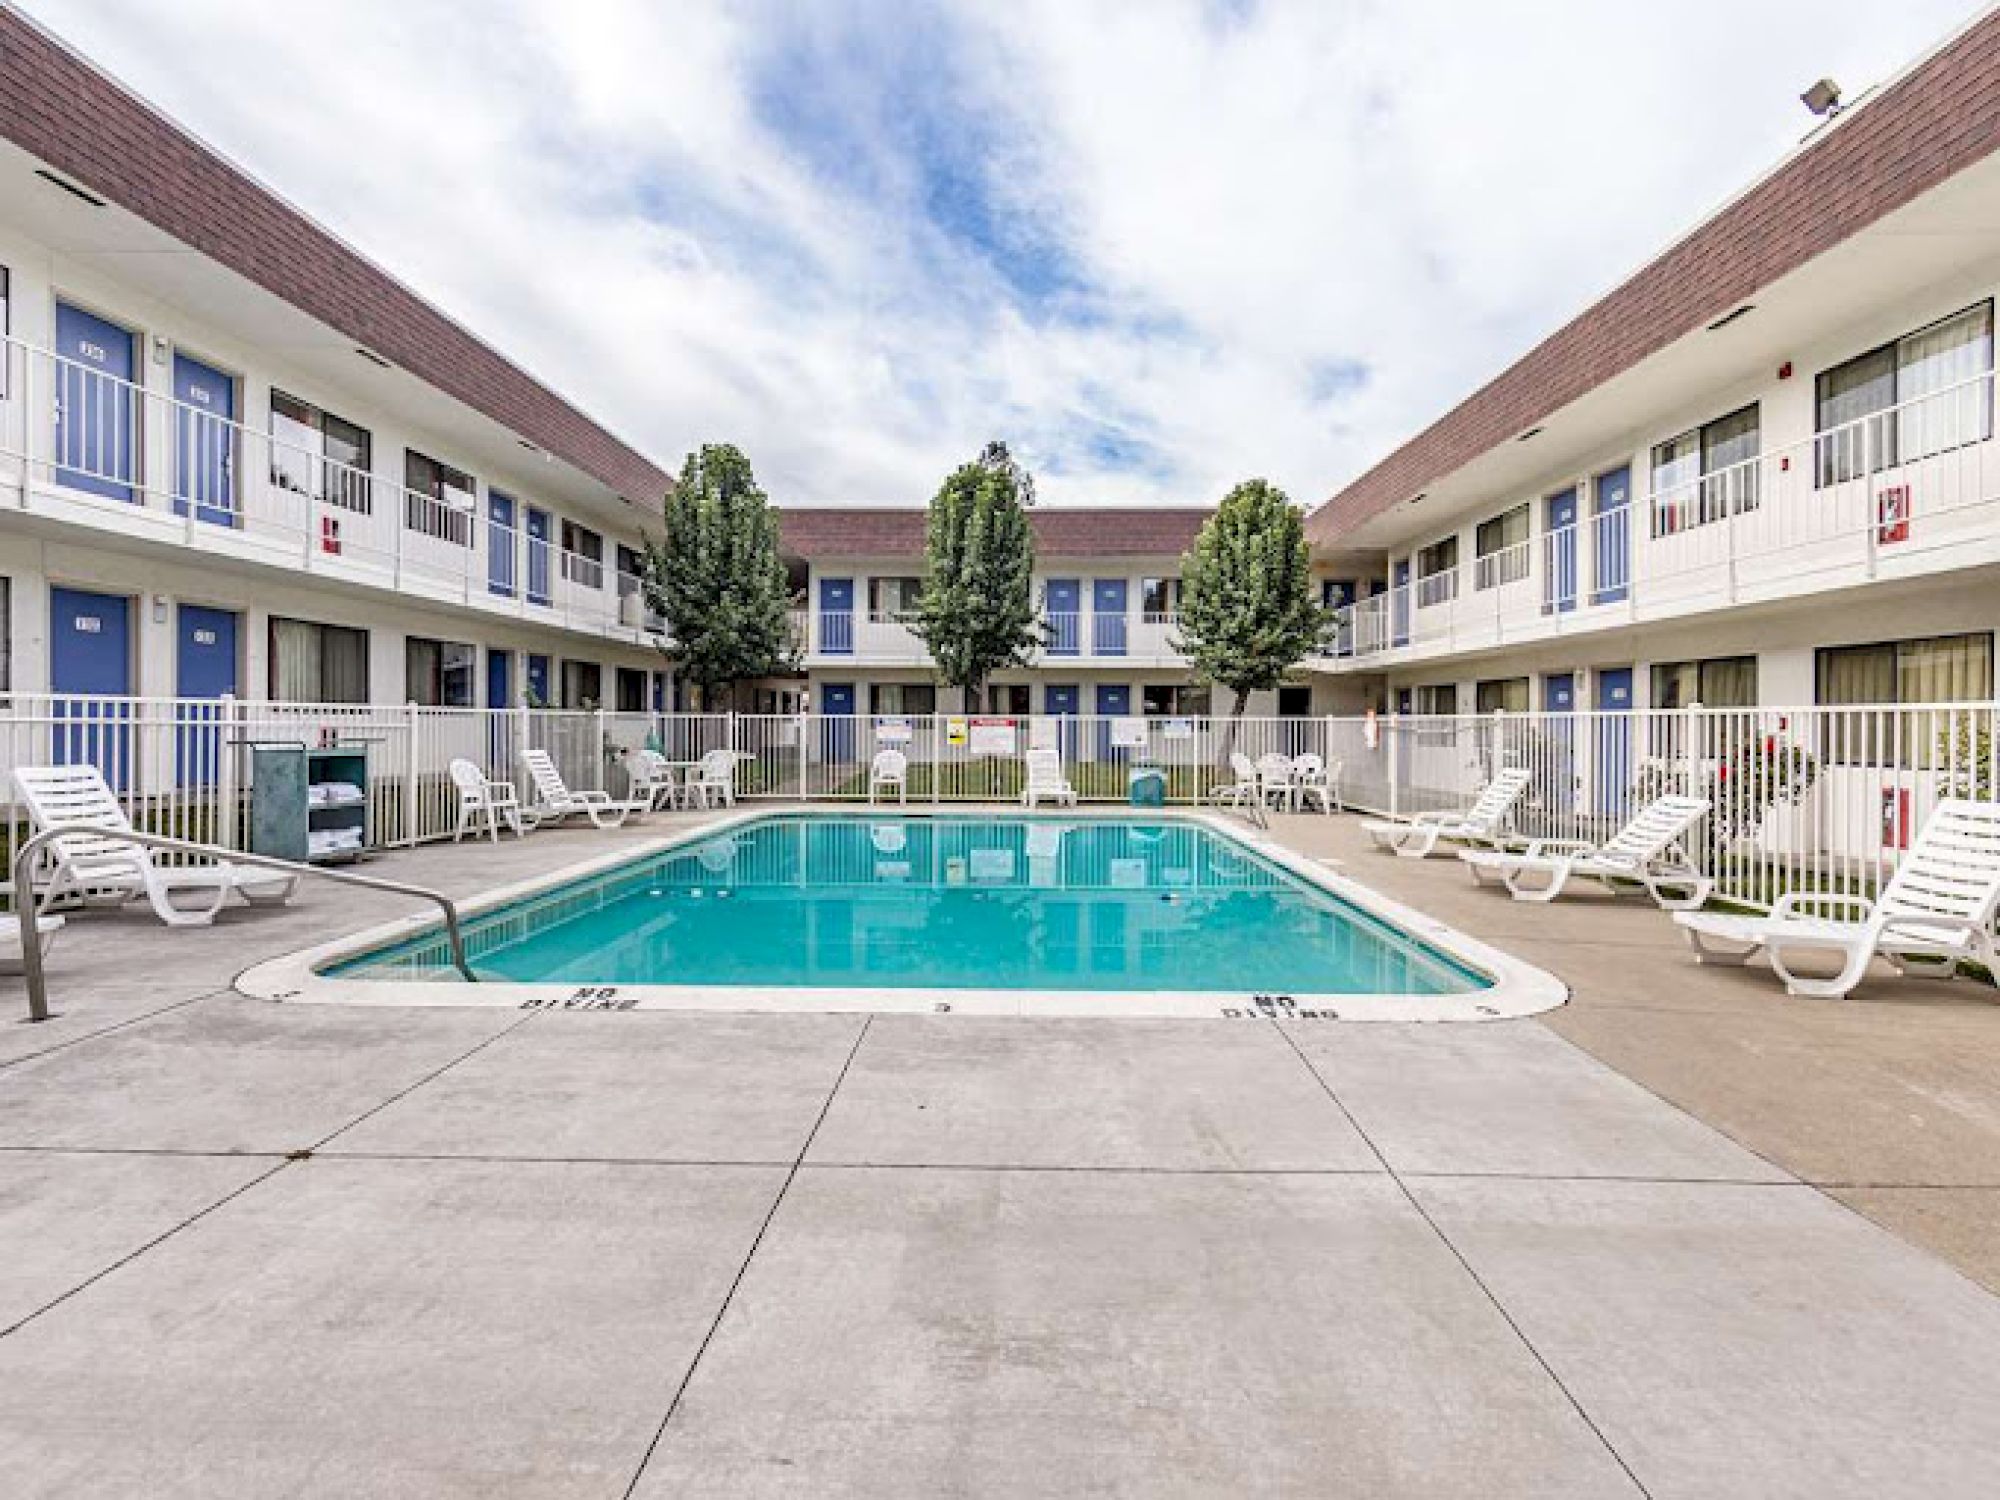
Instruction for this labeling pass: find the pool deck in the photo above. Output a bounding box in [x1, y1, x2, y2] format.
[2, 805, 1998, 1495]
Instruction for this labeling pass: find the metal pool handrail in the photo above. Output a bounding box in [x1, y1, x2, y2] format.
[10, 825, 477, 1023]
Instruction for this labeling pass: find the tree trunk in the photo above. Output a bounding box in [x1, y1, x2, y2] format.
[1221, 687, 1250, 764]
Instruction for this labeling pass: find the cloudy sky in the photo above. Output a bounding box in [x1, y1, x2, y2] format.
[24, 0, 1986, 510]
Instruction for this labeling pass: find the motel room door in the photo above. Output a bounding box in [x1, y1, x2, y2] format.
[1545, 488, 1577, 614]
[174, 604, 240, 786]
[172, 353, 237, 526]
[1593, 667, 1633, 816]
[50, 587, 133, 787]
[53, 302, 139, 502]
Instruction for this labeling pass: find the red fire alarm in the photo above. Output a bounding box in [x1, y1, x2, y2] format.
[1778, 360, 1793, 379]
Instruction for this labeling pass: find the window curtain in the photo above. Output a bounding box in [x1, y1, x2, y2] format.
[1898, 304, 1993, 460]
[406, 639, 442, 707]
[1817, 644, 1895, 707]
[1815, 347, 1897, 483]
[321, 627, 368, 704]
[1699, 657, 1758, 708]
[1897, 633, 1993, 703]
[270, 618, 321, 702]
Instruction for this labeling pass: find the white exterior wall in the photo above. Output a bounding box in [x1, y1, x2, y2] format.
[0, 216, 670, 707]
[1337, 256, 2000, 705]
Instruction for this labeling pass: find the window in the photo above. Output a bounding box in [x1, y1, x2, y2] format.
[1816, 301, 1994, 484]
[1474, 506, 1531, 588]
[560, 520, 604, 586]
[1817, 633, 1992, 706]
[1415, 537, 1458, 605]
[1139, 577, 1181, 620]
[0, 576, 10, 695]
[1474, 677, 1529, 714]
[1142, 683, 1211, 715]
[406, 638, 475, 707]
[271, 392, 372, 513]
[561, 660, 602, 709]
[405, 450, 476, 545]
[615, 667, 648, 713]
[1651, 656, 1757, 710]
[871, 683, 936, 715]
[1413, 683, 1459, 716]
[985, 684, 1032, 715]
[868, 576, 922, 619]
[269, 618, 369, 703]
[1651, 404, 1759, 536]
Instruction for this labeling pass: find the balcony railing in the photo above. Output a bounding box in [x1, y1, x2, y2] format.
[0, 334, 653, 643]
[1317, 370, 2000, 669]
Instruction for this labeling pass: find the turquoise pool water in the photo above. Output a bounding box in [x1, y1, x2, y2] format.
[335, 815, 1489, 997]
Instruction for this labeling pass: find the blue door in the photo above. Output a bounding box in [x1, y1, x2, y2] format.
[819, 578, 854, 655]
[1391, 559, 1411, 646]
[487, 649, 513, 707]
[54, 302, 138, 502]
[488, 491, 518, 597]
[1092, 580, 1128, 656]
[172, 354, 236, 526]
[526, 653, 551, 706]
[1592, 467, 1631, 604]
[175, 606, 238, 786]
[525, 507, 552, 605]
[1544, 673, 1574, 713]
[1594, 667, 1633, 815]
[1542, 672, 1576, 816]
[1545, 488, 1577, 614]
[1045, 579, 1081, 655]
[1045, 685, 1080, 715]
[1096, 683, 1130, 762]
[50, 588, 133, 787]
[820, 681, 856, 765]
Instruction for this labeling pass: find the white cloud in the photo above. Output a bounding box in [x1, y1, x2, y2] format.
[21, 0, 1986, 509]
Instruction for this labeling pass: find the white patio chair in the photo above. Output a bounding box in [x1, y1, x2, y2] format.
[1363, 767, 1531, 859]
[0, 913, 65, 976]
[688, 748, 742, 809]
[869, 749, 909, 805]
[13, 764, 298, 927]
[1212, 752, 1261, 809]
[1291, 753, 1340, 815]
[1022, 748, 1077, 808]
[626, 748, 681, 811]
[1675, 798, 2000, 999]
[1459, 793, 1713, 908]
[449, 758, 536, 843]
[522, 748, 647, 829]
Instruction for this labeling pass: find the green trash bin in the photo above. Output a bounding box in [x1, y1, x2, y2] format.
[1128, 764, 1167, 808]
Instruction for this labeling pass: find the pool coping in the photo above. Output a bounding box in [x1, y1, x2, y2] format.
[234, 808, 1569, 1022]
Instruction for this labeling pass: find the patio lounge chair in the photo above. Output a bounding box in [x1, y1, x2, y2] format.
[522, 749, 646, 829]
[1362, 767, 1531, 859]
[687, 748, 742, 809]
[13, 763, 298, 927]
[1291, 753, 1341, 814]
[1213, 752, 1262, 810]
[1674, 797, 2000, 999]
[448, 758, 535, 842]
[0, 914, 65, 975]
[869, 749, 909, 805]
[1459, 793, 1713, 908]
[1023, 748, 1077, 808]
[1256, 753, 1297, 808]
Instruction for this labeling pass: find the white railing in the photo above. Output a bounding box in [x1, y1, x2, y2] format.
[0, 693, 1988, 913]
[1321, 371, 2000, 668]
[0, 335, 650, 643]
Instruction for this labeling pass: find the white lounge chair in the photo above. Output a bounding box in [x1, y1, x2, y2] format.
[1459, 793, 1713, 908]
[1675, 798, 2000, 999]
[1291, 753, 1341, 815]
[449, 758, 535, 842]
[13, 764, 298, 927]
[0, 913, 65, 975]
[1023, 748, 1077, 808]
[1363, 767, 1531, 859]
[522, 748, 646, 829]
[626, 748, 681, 811]
[869, 749, 909, 805]
[687, 748, 742, 809]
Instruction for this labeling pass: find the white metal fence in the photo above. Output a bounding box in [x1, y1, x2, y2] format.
[0, 695, 1992, 911]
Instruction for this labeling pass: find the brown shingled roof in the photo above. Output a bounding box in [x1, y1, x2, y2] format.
[0, 11, 673, 503]
[777, 507, 1214, 560]
[1309, 11, 2000, 544]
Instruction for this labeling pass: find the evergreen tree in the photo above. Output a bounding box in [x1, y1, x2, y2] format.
[1175, 479, 1328, 735]
[641, 444, 797, 710]
[910, 441, 1041, 709]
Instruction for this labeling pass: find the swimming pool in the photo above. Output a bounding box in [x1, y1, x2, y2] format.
[245, 812, 1564, 1020]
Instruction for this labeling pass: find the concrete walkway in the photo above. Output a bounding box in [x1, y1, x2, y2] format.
[0, 810, 1996, 1496]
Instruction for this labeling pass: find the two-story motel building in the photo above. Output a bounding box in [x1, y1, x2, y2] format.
[1301, 13, 2000, 729]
